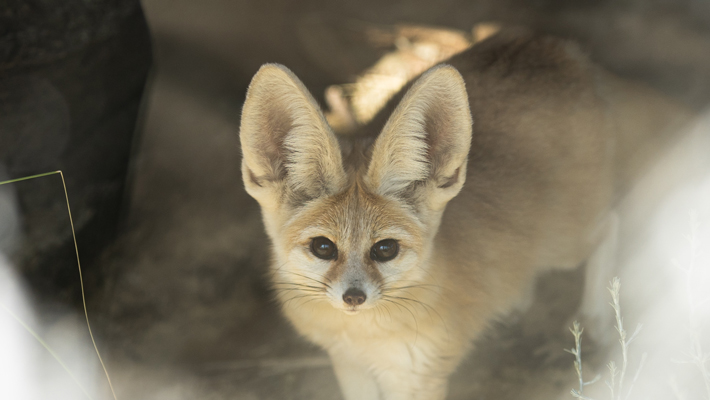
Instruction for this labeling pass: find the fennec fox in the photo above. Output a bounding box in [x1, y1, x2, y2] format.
[239, 31, 690, 399]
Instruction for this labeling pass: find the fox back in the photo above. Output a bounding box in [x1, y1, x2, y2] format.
[239, 31, 691, 400]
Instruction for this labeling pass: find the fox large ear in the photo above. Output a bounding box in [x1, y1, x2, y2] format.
[240, 64, 347, 209]
[365, 65, 472, 212]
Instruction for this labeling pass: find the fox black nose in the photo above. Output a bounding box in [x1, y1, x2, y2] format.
[343, 288, 366, 306]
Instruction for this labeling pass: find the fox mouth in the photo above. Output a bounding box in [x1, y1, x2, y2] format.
[336, 303, 368, 315]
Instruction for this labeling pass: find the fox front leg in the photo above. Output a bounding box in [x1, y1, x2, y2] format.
[329, 347, 381, 400]
[372, 340, 467, 400]
[376, 370, 449, 400]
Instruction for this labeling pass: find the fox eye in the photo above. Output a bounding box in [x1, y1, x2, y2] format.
[370, 239, 399, 262]
[311, 237, 337, 260]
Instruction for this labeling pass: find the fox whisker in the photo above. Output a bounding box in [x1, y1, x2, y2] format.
[380, 283, 441, 295]
[272, 281, 327, 291]
[282, 293, 325, 309]
[380, 301, 394, 323]
[281, 270, 332, 290]
[274, 288, 325, 295]
[382, 298, 419, 345]
[382, 293, 448, 334]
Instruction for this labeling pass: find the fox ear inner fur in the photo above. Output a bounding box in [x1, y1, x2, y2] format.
[239, 64, 347, 209]
[364, 65, 473, 212]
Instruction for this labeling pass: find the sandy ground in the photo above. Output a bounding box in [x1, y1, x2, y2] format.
[92, 1, 710, 398]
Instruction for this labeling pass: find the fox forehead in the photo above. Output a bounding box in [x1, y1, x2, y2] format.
[282, 181, 425, 252]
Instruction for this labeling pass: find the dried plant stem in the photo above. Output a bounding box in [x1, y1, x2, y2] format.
[606, 361, 617, 400]
[567, 321, 601, 399]
[0, 171, 118, 400]
[567, 321, 586, 395]
[609, 278, 628, 399]
[569, 278, 645, 400]
[605, 278, 644, 400]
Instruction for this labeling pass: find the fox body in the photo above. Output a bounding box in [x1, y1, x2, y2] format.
[239, 31, 690, 399]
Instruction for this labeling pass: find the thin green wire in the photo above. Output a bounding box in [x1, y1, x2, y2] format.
[0, 171, 60, 186]
[0, 170, 118, 400]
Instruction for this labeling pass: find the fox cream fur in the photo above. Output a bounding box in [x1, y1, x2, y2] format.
[239, 31, 691, 399]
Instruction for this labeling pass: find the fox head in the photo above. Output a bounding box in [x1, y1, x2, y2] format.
[240, 64, 472, 314]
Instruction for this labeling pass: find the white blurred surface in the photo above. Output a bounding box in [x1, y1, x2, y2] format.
[0, 172, 99, 400]
[581, 112, 710, 400]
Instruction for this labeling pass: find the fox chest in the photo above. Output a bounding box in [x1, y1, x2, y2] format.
[283, 301, 463, 368]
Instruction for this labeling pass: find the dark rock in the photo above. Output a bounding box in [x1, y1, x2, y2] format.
[0, 0, 152, 307]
